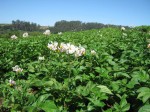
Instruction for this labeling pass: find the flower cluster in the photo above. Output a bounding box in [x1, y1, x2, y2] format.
[23, 32, 28, 37]
[47, 41, 58, 51]
[48, 41, 86, 57]
[58, 32, 62, 35]
[12, 65, 23, 73]
[121, 27, 125, 31]
[43, 30, 51, 35]
[11, 35, 18, 39]
[9, 79, 16, 86]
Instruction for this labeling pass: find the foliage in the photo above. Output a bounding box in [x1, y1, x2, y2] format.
[0, 27, 150, 112]
[50, 20, 129, 33]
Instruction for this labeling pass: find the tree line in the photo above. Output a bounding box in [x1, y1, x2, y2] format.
[50, 20, 126, 33]
[0, 20, 41, 32]
[0, 20, 129, 33]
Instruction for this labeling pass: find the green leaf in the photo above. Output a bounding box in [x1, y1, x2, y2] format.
[30, 80, 43, 87]
[142, 95, 150, 103]
[76, 86, 83, 95]
[138, 105, 150, 112]
[121, 102, 130, 111]
[33, 94, 51, 107]
[28, 94, 36, 104]
[120, 98, 128, 108]
[111, 82, 119, 91]
[120, 98, 130, 112]
[113, 95, 130, 112]
[87, 104, 94, 111]
[43, 81, 54, 87]
[23, 106, 37, 112]
[127, 78, 139, 89]
[78, 66, 86, 72]
[113, 102, 120, 111]
[97, 85, 113, 95]
[38, 94, 51, 102]
[41, 67, 49, 72]
[132, 71, 149, 82]
[114, 72, 130, 78]
[120, 95, 130, 111]
[11, 104, 20, 112]
[75, 75, 82, 82]
[76, 85, 90, 96]
[95, 67, 101, 73]
[72, 68, 79, 75]
[40, 100, 57, 112]
[28, 65, 35, 73]
[95, 67, 109, 78]
[87, 98, 105, 107]
[137, 87, 150, 103]
[104, 108, 113, 112]
[107, 59, 116, 66]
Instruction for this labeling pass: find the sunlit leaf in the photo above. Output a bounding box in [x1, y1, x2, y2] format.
[97, 85, 113, 95]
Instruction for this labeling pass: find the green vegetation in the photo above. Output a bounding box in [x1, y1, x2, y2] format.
[0, 19, 129, 39]
[0, 27, 150, 112]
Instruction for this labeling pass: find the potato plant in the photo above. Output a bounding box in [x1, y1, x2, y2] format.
[0, 27, 150, 112]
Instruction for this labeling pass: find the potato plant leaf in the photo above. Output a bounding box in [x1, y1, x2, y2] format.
[137, 87, 150, 103]
[138, 104, 150, 112]
[97, 85, 113, 95]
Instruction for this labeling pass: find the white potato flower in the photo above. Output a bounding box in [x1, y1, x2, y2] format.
[74, 49, 81, 57]
[9, 79, 16, 86]
[11, 35, 18, 39]
[121, 27, 125, 31]
[47, 41, 86, 57]
[12, 65, 23, 73]
[43, 30, 51, 35]
[59, 43, 68, 52]
[47, 41, 58, 51]
[75, 47, 86, 57]
[91, 50, 96, 55]
[58, 32, 62, 35]
[23, 32, 28, 37]
[66, 44, 78, 54]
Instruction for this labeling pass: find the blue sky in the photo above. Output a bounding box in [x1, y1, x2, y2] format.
[0, 0, 150, 26]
